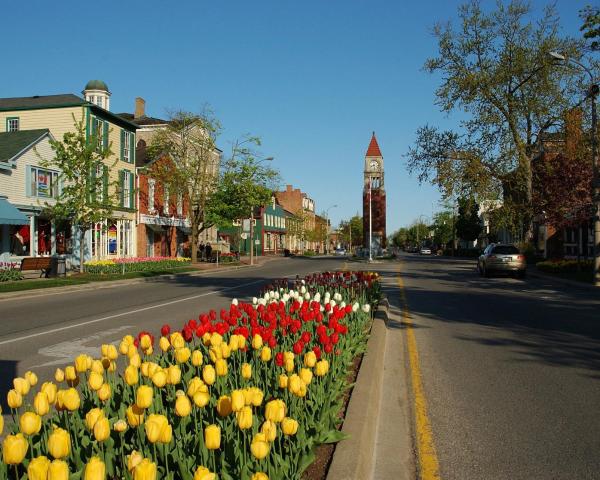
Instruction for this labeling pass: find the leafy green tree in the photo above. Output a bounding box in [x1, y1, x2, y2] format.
[455, 197, 482, 243]
[431, 210, 455, 247]
[580, 5, 600, 51]
[41, 117, 116, 272]
[338, 215, 363, 249]
[407, 0, 583, 239]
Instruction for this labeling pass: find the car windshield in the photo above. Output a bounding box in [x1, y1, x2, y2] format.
[492, 245, 519, 255]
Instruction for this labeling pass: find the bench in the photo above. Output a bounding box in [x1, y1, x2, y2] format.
[20, 257, 52, 278]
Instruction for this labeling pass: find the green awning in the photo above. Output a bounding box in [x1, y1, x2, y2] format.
[0, 198, 28, 225]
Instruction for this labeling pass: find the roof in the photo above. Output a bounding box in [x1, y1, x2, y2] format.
[366, 132, 382, 157]
[0, 94, 86, 111]
[0, 129, 51, 163]
[84, 80, 109, 92]
[117, 112, 169, 127]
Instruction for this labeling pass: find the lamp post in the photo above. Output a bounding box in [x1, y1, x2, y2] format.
[324, 204, 337, 254]
[550, 51, 599, 285]
[368, 178, 373, 261]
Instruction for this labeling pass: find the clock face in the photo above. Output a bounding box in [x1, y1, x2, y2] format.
[369, 160, 379, 170]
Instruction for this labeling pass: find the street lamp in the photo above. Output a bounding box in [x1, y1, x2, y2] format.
[550, 51, 600, 286]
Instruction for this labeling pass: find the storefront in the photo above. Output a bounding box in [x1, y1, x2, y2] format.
[137, 214, 190, 258]
[89, 218, 135, 259]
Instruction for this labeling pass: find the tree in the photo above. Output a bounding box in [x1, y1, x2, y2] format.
[580, 5, 600, 51]
[455, 197, 482, 243]
[41, 117, 116, 272]
[390, 227, 410, 248]
[147, 110, 221, 263]
[407, 1, 583, 238]
[431, 210, 455, 247]
[338, 215, 363, 249]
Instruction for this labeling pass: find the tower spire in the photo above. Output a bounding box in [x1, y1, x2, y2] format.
[366, 132, 382, 157]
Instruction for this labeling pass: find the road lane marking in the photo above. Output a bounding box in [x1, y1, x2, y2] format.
[398, 264, 441, 480]
[0, 279, 265, 346]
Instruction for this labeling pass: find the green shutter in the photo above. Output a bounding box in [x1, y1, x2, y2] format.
[119, 170, 125, 207]
[129, 171, 135, 209]
[91, 117, 97, 138]
[130, 132, 135, 164]
[103, 121, 109, 150]
[120, 129, 125, 160]
[102, 165, 109, 203]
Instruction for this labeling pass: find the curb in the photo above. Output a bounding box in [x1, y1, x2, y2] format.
[327, 298, 390, 480]
[527, 268, 600, 292]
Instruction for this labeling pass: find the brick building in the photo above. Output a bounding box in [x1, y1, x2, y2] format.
[275, 185, 317, 252]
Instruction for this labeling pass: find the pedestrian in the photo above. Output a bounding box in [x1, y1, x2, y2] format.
[205, 242, 213, 262]
[199, 242, 205, 261]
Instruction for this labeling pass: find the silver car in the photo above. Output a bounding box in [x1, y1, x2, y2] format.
[478, 243, 526, 278]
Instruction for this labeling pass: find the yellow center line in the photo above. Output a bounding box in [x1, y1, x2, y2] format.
[398, 263, 441, 480]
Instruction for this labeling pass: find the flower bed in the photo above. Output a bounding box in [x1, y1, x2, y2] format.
[0, 262, 22, 282]
[84, 257, 191, 275]
[1, 271, 380, 480]
[536, 258, 593, 274]
[218, 253, 239, 264]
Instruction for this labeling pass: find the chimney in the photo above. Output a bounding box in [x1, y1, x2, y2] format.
[134, 97, 146, 119]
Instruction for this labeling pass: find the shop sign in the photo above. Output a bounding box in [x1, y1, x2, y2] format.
[140, 214, 190, 228]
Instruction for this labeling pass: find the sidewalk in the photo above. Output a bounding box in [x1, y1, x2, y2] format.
[527, 266, 600, 292]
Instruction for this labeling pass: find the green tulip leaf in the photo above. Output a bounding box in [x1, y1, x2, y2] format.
[319, 429, 349, 444]
[297, 449, 316, 476]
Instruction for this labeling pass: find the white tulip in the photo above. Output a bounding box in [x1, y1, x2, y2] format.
[352, 302, 359, 312]
[304, 292, 310, 300]
[231, 298, 238, 306]
[252, 297, 258, 305]
[362, 304, 371, 313]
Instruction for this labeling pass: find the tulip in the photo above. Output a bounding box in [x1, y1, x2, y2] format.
[119, 340, 130, 355]
[303, 351, 317, 368]
[0, 412, 3, 436]
[97, 383, 111, 401]
[251, 334, 263, 350]
[210, 332, 223, 347]
[288, 374, 302, 395]
[130, 353, 142, 368]
[126, 405, 145, 427]
[216, 395, 232, 417]
[204, 424, 221, 449]
[236, 406, 253, 430]
[124, 365, 139, 386]
[187, 377, 204, 397]
[54, 368, 65, 382]
[241, 362, 252, 379]
[127, 450, 143, 472]
[215, 358, 228, 376]
[260, 346, 272, 362]
[300, 368, 313, 385]
[2, 433, 28, 464]
[27, 455, 50, 480]
[91, 359, 104, 374]
[41, 382, 58, 404]
[145, 414, 170, 444]
[249, 387, 264, 407]
[64, 366, 78, 382]
[265, 399, 286, 423]
[24, 370, 38, 387]
[229, 334, 240, 351]
[261, 420, 277, 442]
[88, 371, 104, 391]
[284, 358, 295, 373]
[220, 343, 231, 359]
[315, 359, 329, 376]
[47, 427, 71, 459]
[113, 419, 128, 433]
[20, 411, 42, 435]
[159, 336, 171, 352]
[251, 473, 269, 480]
[7, 389, 23, 408]
[296, 380, 307, 398]
[231, 389, 245, 412]
[250, 433, 270, 460]
[202, 365, 216, 385]
[159, 423, 172, 443]
[167, 365, 182, 385]
[175, 347, 191, 364]
[134, 458, 157, 480]
[175, 395, 192, 417]
[48, 459, 69, 480]
[151, 370, 167, 388]
[92, 417, 110, 442]
[208, 347, 221, 364]
[282, 417, 299, 436]
[171, 332, 185, 349]
[140, 334, 152, 350]
[194, 466, 216, 480]
[191, 350, 203, 366]
[105, 344, 118, 360]
[193, 391, 210, 408]
[74, 354, 89, 373]
[13, 377, 30, 396]
[278, 374, 288, 389]
[62, 388, 80, 411]
[84, 456, 106, 480]
[135, 385, 153, 409]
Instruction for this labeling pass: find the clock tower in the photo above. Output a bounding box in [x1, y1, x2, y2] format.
[363, 132, 386, 250]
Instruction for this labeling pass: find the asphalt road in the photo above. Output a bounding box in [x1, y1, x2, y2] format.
[0, 256, 348, 411]
[397, 253, 600, 480]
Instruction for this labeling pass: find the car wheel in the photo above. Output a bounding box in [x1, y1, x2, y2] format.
[516, 270, 526, 279]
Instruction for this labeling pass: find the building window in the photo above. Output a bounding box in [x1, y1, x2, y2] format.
[123, 171, 131, 208]
[148, 179, 155, 212]
[93, 118, 103, 151]
[163, 185, 169, 214]
[123, 130, 130, 162]
[6, 117, 19, 132]
[30, 167, 59, 198]
[96, 164, 103, 202]
[177, 193, 183, 216]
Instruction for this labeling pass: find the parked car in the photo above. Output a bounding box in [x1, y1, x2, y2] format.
[420, 247, 432, 255]
[477, 243, 526, 278]
[334, 248, 347, 256]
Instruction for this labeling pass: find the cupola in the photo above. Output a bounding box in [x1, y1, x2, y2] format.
[83, 80, 111, 110]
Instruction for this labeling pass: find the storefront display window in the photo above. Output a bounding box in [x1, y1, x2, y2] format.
[10, 225, 30, 256]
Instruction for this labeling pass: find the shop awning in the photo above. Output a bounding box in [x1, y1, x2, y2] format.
[146, 224, 167, 233]
[177, 226, 192, 235]
[0, 198, 28, 225]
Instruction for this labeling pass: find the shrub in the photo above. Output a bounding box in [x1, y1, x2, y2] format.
[537, 259, 593, 273]
[84, 257, 191, 274]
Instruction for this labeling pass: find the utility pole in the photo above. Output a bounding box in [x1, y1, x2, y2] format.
[249, 208, 254, 266]
[369, 178, 373, 261]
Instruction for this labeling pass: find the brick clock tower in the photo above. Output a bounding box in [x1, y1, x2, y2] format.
[363, 132, 386, 250]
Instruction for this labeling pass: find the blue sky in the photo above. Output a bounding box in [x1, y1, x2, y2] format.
[1, 0, 590, 232]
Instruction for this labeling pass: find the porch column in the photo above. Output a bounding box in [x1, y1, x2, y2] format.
[29, 215, 36, 257]
[1, 224, 9, 255]
[51, 221, 56, 255]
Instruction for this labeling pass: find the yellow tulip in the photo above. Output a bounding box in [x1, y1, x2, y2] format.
[193, 391, 210, 408]
[108, 360, 117, 372]
[130, 353, 142, 368]
[187, 377, 204, 397]
[105, 344, 118, 360]
[145, 414, 170, 444]
[127, 450, 143, 471]
[159, 336, 171, 352]
[236, 406, 253, 430]
[20, 411, 42, 435]
[315, 359, 329, 376]
[48, 459, 69, 480]
[194, 466, 216, 480]
[2, 433, 28, 464]
[64, 366, 78, 382]
[123, 334, 135, 345]
[288, 374, 302, 395]
[93, 417, 110, 442]
[159, 423, 172, 443]
[299, 368, 313, 385]
[220, 343, 231, 359]
[265, 399, 286, 423]
[167, 365, 182, 385]
[215, 358, 228, 377]
[86, 408, 104, 430]
[279, 374, 288, 389]
[119, 340, 130, 355]
[284, 359, 294, 373]
[241, 363, 252, 380]
[91, 359, 104, 374]
[249, 387, 264, 407]
[175, 395, 192, 417]
[202, 365, 216, 385]
[88, 371, 104, 391]
[303, 351, 317, 368]
[208, 346, 220, 364]
[170, 332, 185, 349]
[13, 377, 30, 396]
[147, 362, 160, 378]
[140, 334, 152, 351]
[250, 433, 270, 459]
[260, 346, 272, 362]
[27, 455, 50, 480]
[97, 383, 111, 402]
[251, 473, 269, 480]
[192, 350, 203, 366]
[74, 354, 89, 373]
[296, 380, 307, 398]
[204, 424, 221, 449]
[62, 388, 80, 411]
[0, 413, 3, 436]
[113, 419, 128, 433]
[238, 334, 247, 350]
[216, 395, 232, 417]
[24, 370, 38, 387]
[135, 385, 153, 409]
[251, 334, 263, 350]
[261, 420, 277, 442]
[209, 332, 223, 347]
[124, 365, 139, 386]
[134, 458, 157, 480]
[126, 405, 145, 427]
[47, 427, 71, 459]
[231, 389, 245, 412]
[7, 389, 23, 408]
[127, 343, 138, 359]
[282, 417, 299, 436]
[229, 334, 240, 351]
[283, 351, 294, 363]
[151, 370, 167, 388]
[41, 382, 58, 404]
[175, 347, 191, 364]
[55, 368, 65, 383]
[83, 456, 106, 480]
